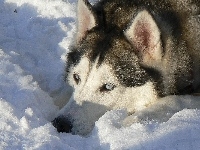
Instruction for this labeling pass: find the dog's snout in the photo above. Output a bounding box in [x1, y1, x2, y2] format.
[52, 115, 72, 133]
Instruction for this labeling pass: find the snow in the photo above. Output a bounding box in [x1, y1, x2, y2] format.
[0, 0, 200, 149]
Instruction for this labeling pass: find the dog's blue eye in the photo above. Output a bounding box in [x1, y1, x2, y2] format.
[100, 83, 115, 92]
[73, 73, 81, 84]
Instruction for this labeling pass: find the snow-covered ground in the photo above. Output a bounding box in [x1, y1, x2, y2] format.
[0, 0, 200, 149]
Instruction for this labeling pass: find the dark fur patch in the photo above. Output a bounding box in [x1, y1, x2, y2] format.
[65, 47, 83, 80]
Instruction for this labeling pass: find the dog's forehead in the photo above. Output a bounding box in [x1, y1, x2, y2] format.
[72, 55, 119, 83]
[81, 29, 136, 63]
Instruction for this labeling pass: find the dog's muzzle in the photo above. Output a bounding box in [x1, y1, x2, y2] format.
[52, 115, 72, 133]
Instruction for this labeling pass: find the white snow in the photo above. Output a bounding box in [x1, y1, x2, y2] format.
[0, 0, 200, 149]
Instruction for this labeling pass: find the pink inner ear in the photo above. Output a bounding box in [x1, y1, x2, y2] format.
[134, 20, 154, 55]
[125, 10, 162, 63]
[77, 0, 96, 42]
[78, 9, 93, 36]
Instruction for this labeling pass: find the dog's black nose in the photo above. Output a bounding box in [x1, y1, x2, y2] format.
[52, 116, 72, 133]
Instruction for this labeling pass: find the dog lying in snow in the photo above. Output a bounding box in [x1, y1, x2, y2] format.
[52, 0, 200, 136]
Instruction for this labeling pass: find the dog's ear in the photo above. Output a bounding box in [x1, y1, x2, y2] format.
[125, 10, 162, 66]
[77, 0, 97, 42]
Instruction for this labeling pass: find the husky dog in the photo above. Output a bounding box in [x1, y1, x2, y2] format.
[52, 0, 200, 135]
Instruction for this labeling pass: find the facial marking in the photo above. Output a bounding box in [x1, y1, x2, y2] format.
[68, 56, 157, 111]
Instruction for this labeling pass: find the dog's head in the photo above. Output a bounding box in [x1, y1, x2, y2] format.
[52, 0, 192, 135]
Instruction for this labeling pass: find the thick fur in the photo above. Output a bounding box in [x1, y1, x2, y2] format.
[52, 0, 200, 136]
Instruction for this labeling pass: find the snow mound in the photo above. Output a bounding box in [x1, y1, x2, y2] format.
[95, 109, 200, 149]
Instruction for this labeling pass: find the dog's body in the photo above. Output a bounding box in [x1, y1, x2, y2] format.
[52, 0, 200, 135]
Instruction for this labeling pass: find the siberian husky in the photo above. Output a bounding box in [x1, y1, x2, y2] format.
[52, 0, 200, 136]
